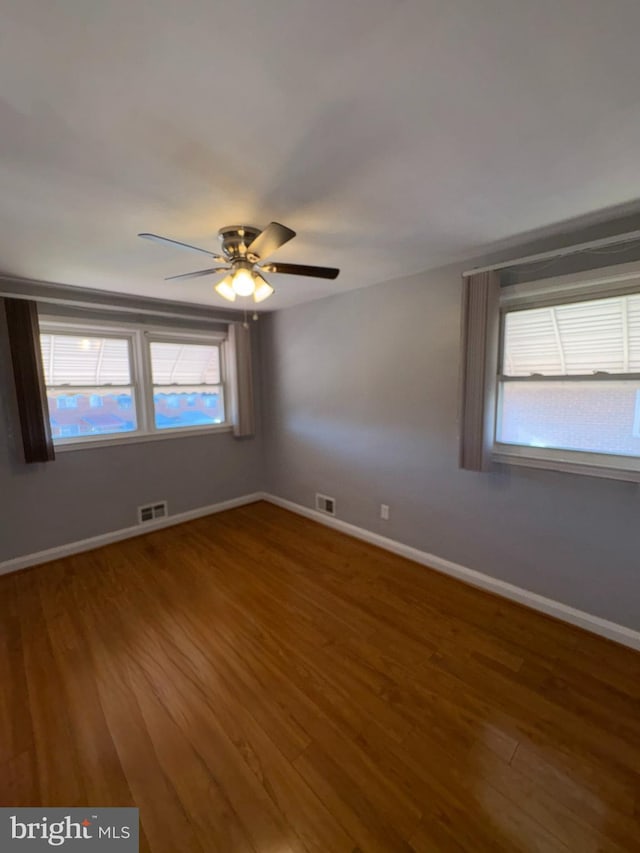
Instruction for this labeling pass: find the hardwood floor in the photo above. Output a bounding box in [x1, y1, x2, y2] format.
[1, 501, 639, 852]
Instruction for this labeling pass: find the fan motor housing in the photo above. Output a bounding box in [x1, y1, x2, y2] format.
[218, 225, 261, 260]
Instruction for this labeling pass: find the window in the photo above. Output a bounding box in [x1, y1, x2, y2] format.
[41, 333, 138, 439]
[495, 285, 640, 477]
[39, 320, 228, 447]
[149, 340, 224, 430]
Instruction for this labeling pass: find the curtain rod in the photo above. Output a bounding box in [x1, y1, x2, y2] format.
[0, 288, 239, 325]
[462, 229, 640, 278]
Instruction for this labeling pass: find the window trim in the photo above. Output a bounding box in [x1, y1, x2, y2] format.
[499, 259, 640, 310]
[53, 423, 233, 453]
[39, 316, 230, 450]
[492, 264, 640, 482]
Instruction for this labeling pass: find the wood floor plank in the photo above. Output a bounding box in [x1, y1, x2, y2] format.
[70, 566, 208, 853]
[13, 569, 86, 807]
[0, 575, 34, 771]
[293, 740, 415, 853]
[92, 547, 357, 852]
[2, 501, 639, 852]
[129, 665, 258, 853]
[0, 751, 38, 808]
[129, 646, 309, 853]
[36, 563, 135, 808]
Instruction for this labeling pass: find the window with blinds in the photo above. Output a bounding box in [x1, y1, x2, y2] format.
[38, 321, 229, 445]
[497, 294, 640, 458]
[40, 333, 137, 439]
[149, 341, 224, 430]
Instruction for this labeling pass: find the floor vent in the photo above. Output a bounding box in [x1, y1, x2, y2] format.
[138, 501, 168, 524]
[315, 493, 336, 516]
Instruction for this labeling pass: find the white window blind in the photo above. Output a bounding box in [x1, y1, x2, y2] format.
[503, 294, 640, 377]
[40, 334, 131, 385]
[148, 342, 220, 385]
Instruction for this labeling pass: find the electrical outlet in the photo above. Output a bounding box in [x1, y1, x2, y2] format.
[380, 504, 390, 520]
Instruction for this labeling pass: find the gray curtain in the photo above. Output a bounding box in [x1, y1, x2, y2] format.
[459, 271, 500, 471]
[227, 322, 255, 438]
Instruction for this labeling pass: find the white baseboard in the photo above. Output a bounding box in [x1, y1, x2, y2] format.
[262, 493, 640, 652]
[0, 493, 264, 577]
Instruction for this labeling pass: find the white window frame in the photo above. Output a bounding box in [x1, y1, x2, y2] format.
[144, 328, 227, 435]
[40, 317, 231, 451]
[492, 261, 640, 482]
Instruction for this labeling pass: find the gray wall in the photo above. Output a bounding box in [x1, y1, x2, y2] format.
[260, 257, 640, 631]
[0, 298, 264, 562]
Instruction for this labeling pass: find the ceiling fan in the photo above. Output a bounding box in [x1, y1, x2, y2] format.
[139, 222, 339, 304]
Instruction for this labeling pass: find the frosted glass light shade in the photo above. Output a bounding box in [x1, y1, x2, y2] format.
[231, 268, 255, 296]
[215, 276, 236, 302]
[253, 279, 274, 303]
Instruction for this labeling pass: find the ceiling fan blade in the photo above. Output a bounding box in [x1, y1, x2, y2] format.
[164, 267, 229, 281]
[261, 262, 340, 280]
[139, 233, 226, 262]
[246, 222, 296, 260]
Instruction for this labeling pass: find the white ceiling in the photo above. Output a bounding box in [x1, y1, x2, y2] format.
[2, 0, 640, 310]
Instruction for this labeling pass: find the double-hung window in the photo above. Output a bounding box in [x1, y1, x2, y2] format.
[148, 337, 224, 430]
[493, 268, 640, 479]
[39, 319, 228, 447]
[41, 330, 138, 439]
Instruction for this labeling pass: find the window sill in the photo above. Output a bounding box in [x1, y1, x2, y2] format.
[53, 423, 233, 453]
[492, 445, 640, 483]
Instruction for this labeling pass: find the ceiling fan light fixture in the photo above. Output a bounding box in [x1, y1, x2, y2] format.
[231, 267, 255, 297]
[253, 279, 275, 303]
[139, 222, 340, 303]
[215, 276, 236, 302]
